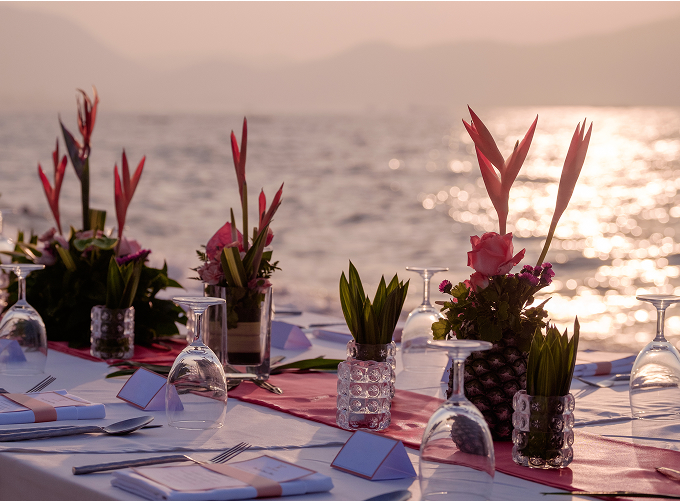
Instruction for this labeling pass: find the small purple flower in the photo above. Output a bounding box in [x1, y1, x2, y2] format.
[439, 279, 452, 293]
[521, 264, 535, 274]
[519, 272, 540, 286]
[540, 262, 555, 285]
[116, 249, 151, 266]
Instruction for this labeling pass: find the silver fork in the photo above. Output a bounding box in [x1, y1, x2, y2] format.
[26, 375, 56, 393]
[72, 441, 251, 475]
[0, 375, 56, 394]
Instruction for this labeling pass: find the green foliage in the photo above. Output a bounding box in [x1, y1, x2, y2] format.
[526, 319, 579, 397]
[3, 230, 186, 348]
[339, 262, 409, 345]
[434, 273, 550, 352]
[105, 255, 144, 309]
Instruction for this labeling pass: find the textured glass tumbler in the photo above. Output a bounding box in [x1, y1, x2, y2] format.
[205, 285, 273, 381]
[90, 305, 135, 360]
[512, 390, 575, 469]
[336, 340, 396, 431]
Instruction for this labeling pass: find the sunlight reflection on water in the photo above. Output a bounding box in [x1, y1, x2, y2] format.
[1, 106, 680, 352]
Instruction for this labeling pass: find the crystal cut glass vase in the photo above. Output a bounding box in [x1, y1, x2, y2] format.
[336, 340, 396, 431]
[90, 305, 135, 360]
[511, 390, 575, 469]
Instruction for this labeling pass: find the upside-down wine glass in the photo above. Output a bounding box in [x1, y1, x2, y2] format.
[401, 267, 449, 373]
[166, 297, 228, 429]
[0, 264, 47, 375]
[420, 339, 495, 501]
[630, 294, 680, 419]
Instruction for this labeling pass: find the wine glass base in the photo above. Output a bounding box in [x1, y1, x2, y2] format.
[0, 367, 45, 376]
[168, 420, 225, 430]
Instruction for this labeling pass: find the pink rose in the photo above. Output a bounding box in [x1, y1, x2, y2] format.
[54, 234, 69, 249]
[199, 260, 224, 285]
[118, 237, 142, 257]
[467, 232, 525, 277]
[206, 222, 243, 261]
[38, 228, 57, 242]
[469, 271, 490, 292]
[74, 229, 104, 240]
[248, 277, 272, 294]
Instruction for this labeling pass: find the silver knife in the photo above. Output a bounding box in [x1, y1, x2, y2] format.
[73, 455, 195, 475]
[361, 490, 412, 501]
[658, 467, 680, 482]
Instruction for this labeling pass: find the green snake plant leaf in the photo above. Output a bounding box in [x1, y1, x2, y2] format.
[105, 256, 125, 309]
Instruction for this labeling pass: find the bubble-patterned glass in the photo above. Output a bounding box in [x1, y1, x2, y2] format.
[511, 390, 575, 469]
[337, 340, 396, 431]
[90, 305, 135, 360]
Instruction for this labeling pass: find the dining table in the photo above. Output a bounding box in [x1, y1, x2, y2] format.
[0, 311, 678, 501]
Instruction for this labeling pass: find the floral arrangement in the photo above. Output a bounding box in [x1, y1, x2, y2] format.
[3, 87, 185, 348]
[195, 118, 283, 328]
[433, 107, 592, 348]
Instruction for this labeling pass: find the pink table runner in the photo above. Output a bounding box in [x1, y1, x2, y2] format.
[48, 340, 185, 365]
[230, 372, 680, 500]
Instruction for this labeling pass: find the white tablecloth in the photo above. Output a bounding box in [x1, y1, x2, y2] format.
[0, 320, 674, 501]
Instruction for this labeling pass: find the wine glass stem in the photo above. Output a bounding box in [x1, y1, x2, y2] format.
[450, 359, 465, 399]
[17, 275, 26, 302]
[422, 272, 431, 306]
[655, 306, 667, 342]
[193, 310, 205, 344]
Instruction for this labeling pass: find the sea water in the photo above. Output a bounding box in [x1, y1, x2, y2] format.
[2, 107, 680, 352]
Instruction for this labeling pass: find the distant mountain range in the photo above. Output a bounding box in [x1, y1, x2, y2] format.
[2, 4, 680, 114]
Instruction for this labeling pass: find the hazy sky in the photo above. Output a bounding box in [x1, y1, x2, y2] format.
[13, 1, 680, 67]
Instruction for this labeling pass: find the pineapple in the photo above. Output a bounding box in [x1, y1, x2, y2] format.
[449, 335, 527, 441]
[435, 265, 552, 441]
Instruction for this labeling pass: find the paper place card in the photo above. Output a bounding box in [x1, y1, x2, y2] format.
[135, 464, 247, 492]
[0, 339, 26, 362]
[134, 456, 315, 492]
[271, 321, 312, 350]
[0, 391, 85, 413]
[117, 367, 183, 411]
[331, 431, 416, 480]
[312, 325, 353, 344]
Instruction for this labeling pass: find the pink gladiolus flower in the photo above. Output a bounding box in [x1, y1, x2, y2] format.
[37, 140, 68, 235]
[206, 222, 244, 261]
[468, 232, 525, 277]
[463, 107, 537, 235]
[114, 150, 145, 245]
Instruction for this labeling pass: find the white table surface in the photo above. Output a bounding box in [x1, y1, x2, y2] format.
[0, 318, 674, 501]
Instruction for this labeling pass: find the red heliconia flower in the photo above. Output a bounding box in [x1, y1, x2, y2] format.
[463, 106, 538, 235]
[258, 183, 284, 232]
[60, 86, 99, 180]
[114, 149, 145, 244]
[37, 139, 67, 235]
[231, 117, 247, 203]
[77, 86, 99, 159]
